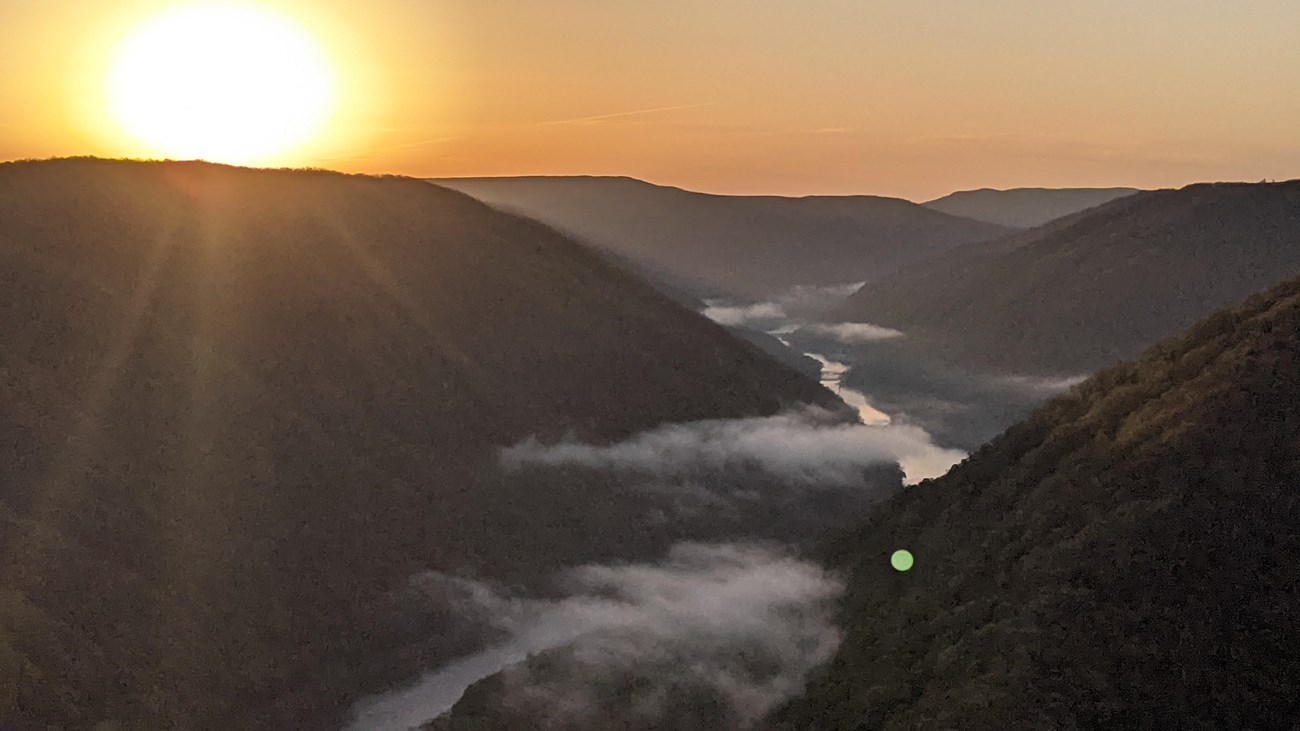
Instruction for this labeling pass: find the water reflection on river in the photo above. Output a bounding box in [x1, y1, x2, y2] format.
[806, 352, 891, 426]
[345, 313, 955, 730]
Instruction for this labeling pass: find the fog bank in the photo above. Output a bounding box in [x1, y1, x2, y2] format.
[347, 543, 843, 730]
[805, 321, 905, 344]
[502, 408, 964, 485]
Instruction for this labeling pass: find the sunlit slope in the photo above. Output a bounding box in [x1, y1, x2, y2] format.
[0, 159, 834, 729]
[435, 176, 1009, 298]
[839, 180, 1300, 374]
[778, 276, 1300, 729]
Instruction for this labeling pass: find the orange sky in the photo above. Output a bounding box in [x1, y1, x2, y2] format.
[3, 0, 1299, 200]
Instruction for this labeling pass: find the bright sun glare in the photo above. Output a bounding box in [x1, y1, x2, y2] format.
[108, 2, 336, 165]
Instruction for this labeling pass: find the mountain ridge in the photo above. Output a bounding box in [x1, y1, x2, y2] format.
[923, 186, 1140, 228]
[0, 158, 840, 729]
[777, 272, 1300, 729]
[837, 178, 1300, 375]
[432, 175, 1009, 298]
[430, 251, 1300, 731]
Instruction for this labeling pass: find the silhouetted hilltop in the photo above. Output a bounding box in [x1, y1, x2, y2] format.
[777, 275, 1300, 729]
[433, 176, 1008, 298]
[924, 186, 1139, 228]
[838, 180, 1300, 374]
[0, 159, 836, 729]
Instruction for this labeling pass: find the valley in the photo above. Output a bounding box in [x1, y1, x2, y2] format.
[432, 176, 1009, 299]
[6, 3, 1300, 728]
[340, 288, 964, 730]
[2, 160, 1297, 730]
[0, 159, 856, 729]
[425, 176, 1300, 730]
[427, 208, 1300, 731]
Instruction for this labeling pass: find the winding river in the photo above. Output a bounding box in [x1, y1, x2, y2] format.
[805, 351, 891, 426]
[344, 330, 950, 729]
[343, 643, 529, 731]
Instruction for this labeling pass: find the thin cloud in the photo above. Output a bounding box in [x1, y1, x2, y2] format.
[541, 102, 716, 126]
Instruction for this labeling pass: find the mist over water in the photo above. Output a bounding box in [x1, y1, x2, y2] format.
[700, 283, 967, 483]
[717, 281, 1091, 451]
[702, 301, 788, 326]
[702, 281, 865, 327]
[346, 645, 532, 730]
[803, 352, 891, 424]
[503, 407, 961, 487]
[805, 321, 905, 344]
[346, 282, 969, 729]
[345, 544, 841, 730]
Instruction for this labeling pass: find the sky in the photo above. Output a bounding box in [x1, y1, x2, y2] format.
[2, 0, 1299, 200]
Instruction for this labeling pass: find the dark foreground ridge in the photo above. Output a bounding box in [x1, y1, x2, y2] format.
[779, 275, 1300, 728]
[0, 158, 837, 728]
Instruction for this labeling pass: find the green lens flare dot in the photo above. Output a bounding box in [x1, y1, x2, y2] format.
[891, 549, 914, 572]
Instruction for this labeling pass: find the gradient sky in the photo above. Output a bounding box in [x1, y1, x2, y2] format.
[3, 0, 1299, 200]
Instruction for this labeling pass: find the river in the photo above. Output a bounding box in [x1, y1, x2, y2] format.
[805, 351, 891, 426]
[343, 329, 953, 729]
[343, 643, 529, 731]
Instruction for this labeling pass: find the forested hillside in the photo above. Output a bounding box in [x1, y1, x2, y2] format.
[923, 186, 1138, 228]
[839, 180, 1300, 374]
[779, 275, 1300, 729]
[0, 158, 837, 729]
[435, 176, 1009, 298]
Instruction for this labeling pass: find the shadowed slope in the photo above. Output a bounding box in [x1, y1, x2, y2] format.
[923, 186, 1139, 228]
[434, 176, 1009, 298]
[839, 180, 1300, 374]
[0, 158, 835, 729]
[778, 276, 1300, 729]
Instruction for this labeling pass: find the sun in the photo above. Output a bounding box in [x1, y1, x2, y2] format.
[107, 2, 337, 165]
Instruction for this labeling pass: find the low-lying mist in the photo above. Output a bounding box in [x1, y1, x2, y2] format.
[700, 281, 865, 329]
[423, 543, 844, 730]
[350, 282, 979, 729]
[833, 343, 1088, 449]
[501, 407, 965, 486]
[804, 321, 905, 344]
[702, 301, 788, 327]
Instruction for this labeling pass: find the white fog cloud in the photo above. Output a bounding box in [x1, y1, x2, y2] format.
[499, 543, 843, 728]
[804, 321, 905, 345]
[501, 408, 964, 485]
[773, 281, 864, 317]
[364, 543, 844, 730]
[702, 301, 788, 326]
[994, 373, 1088, 395]
[701, 282, 866, 329]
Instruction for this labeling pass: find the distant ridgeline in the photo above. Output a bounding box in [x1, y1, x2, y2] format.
[433, 176, 1009, 299]
[0, 159, 842, 729]
[838, 179, 1300, 376]
[922, 186, 1140, 228]
[775, 275, 1300, 729]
